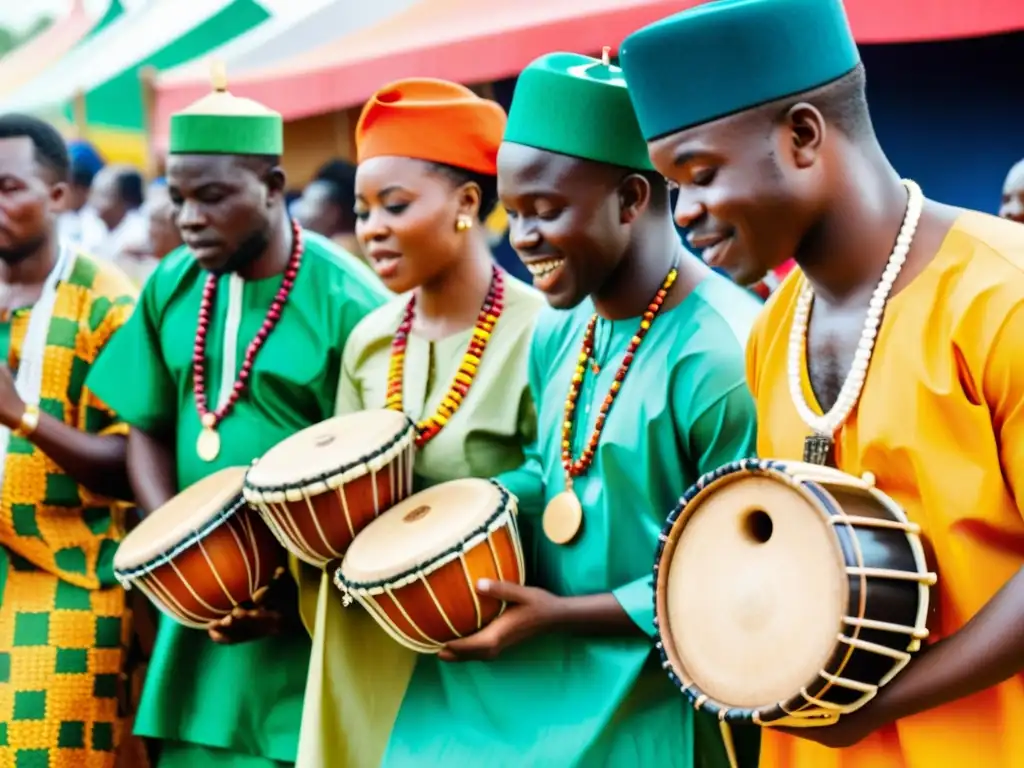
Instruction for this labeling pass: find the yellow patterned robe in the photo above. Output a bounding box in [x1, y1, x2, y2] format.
[0, 252, 137, 767]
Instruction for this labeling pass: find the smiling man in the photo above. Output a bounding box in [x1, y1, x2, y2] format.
[382, 51, 761, 768]
[621, 1, 1024, 767]
[85, 77, 386, 768]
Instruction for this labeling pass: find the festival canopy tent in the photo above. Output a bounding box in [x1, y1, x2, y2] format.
[159, 0, 418, 83]
[0, 0, 125, 100]
[0, 0, 272, 165]
[150, 0, 1024, 147]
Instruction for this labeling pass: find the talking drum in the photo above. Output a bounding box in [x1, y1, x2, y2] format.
[655, 458, 937, 728]
[333, 478, 524, 653]
[243, 409, 417, 567]
[113, 467, 285, 628]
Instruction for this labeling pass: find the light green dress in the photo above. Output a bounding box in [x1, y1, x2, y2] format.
[294, 274, 544, 768]
[382, 271, 763, 768]
[85, 232, 389, 767]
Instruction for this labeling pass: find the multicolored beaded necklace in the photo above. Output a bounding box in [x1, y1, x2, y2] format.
[542, 263, 678, 545]
[562, 263, 679, 479]
[193, 219, 304, 462]
[386, 265, 504, 448]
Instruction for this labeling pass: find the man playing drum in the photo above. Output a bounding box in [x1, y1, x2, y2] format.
[0, 114, 138, 766]
[376, 52, 761, 767]
[85, 76, 388, 767]
[621, 0, 1024, 766]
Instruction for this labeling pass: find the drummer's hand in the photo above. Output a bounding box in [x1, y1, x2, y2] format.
[208, 567, 299, 645]
[773, 706, 879, 749]
[438, 580, 559, 662]
[773, 638, 942, 748]
[207, 605, 287, 645]
[773, 684, 900, 749]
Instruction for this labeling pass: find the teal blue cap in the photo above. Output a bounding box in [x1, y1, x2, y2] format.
[504, 51, 653, 171]
[620, 0, 861, 141]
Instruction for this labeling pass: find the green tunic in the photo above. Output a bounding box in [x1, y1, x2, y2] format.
[383, 271, 763, 767]
[85, 232, 388, 766]
[294, 274, 544, 768]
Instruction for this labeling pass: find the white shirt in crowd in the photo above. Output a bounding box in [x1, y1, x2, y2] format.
[57, 207, 109, 254]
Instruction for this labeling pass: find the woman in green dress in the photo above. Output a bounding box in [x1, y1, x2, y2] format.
[293, 78, 544, 768]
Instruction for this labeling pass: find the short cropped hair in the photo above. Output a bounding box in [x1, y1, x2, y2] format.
[314, 160, 358, 228]
[428, 162, 500, 221]
[776, 63, 872, 140]
[116, 168, 145, 209]
[234, 154, 282, 177]
[0, 113, 70, 181]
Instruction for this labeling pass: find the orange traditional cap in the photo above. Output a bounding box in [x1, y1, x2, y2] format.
[355, 78, 507, 176]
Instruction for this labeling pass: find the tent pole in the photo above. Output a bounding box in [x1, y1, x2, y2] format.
[71, 88, 87, 140]
[139, 65, 158, 181]
[333, 108, 357, 164]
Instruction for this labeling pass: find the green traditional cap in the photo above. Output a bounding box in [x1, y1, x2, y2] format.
[620, 0, 861, 141]
[169, 61, 283, 155]
[504, 50, 653, 171]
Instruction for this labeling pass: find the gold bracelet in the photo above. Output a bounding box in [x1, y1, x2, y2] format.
[13, 403, 40, 438]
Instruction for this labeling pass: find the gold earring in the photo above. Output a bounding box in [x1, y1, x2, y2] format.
[456, 214, 473, 232]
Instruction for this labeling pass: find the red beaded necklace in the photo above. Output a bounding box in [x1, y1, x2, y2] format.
[561, 264, 678, 479]
[193, 219, 304, 462]
[386, 266, 504, 448]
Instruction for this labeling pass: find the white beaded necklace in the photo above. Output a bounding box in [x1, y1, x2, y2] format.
[788, 178, 924, 465]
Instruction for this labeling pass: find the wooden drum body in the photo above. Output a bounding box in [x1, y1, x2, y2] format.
[113, 467, 285, 629]
[334, 478, 524, 653]
[655, 458, 937, 727]
[243, 410, 417, 568]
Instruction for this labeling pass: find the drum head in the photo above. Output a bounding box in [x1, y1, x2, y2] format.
[245, 410, 413, 490]
[340, 478, 503, 584]
[114, 466, 248, 571]
[660, 473, 847, 710]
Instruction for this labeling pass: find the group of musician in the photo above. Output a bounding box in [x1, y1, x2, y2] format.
[2, 0, 1023, 766]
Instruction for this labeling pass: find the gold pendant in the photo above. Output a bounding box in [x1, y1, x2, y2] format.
[543, 490, 583, 545]
[197, 427, 221, 462]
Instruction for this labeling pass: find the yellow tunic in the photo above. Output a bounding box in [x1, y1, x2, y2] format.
[748, 211, 1024, 768]
[293, 274, 544, 768]
[0, 252, 137, 767]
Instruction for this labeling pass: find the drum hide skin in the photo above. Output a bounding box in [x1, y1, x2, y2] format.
[655, 459, 936, 727]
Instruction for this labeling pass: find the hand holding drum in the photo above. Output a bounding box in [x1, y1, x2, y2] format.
[654, 458, 937, 732]
[113, 467, 286, 629]
[239, 408, 525, 653]
[334, 477, 525, 654]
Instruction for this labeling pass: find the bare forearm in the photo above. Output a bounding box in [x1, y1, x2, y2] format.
[127, 427, 178, 514]
[25, 412, 131, 499]
[554, 592, 642, 637]
[869, 568, 1024, 727]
